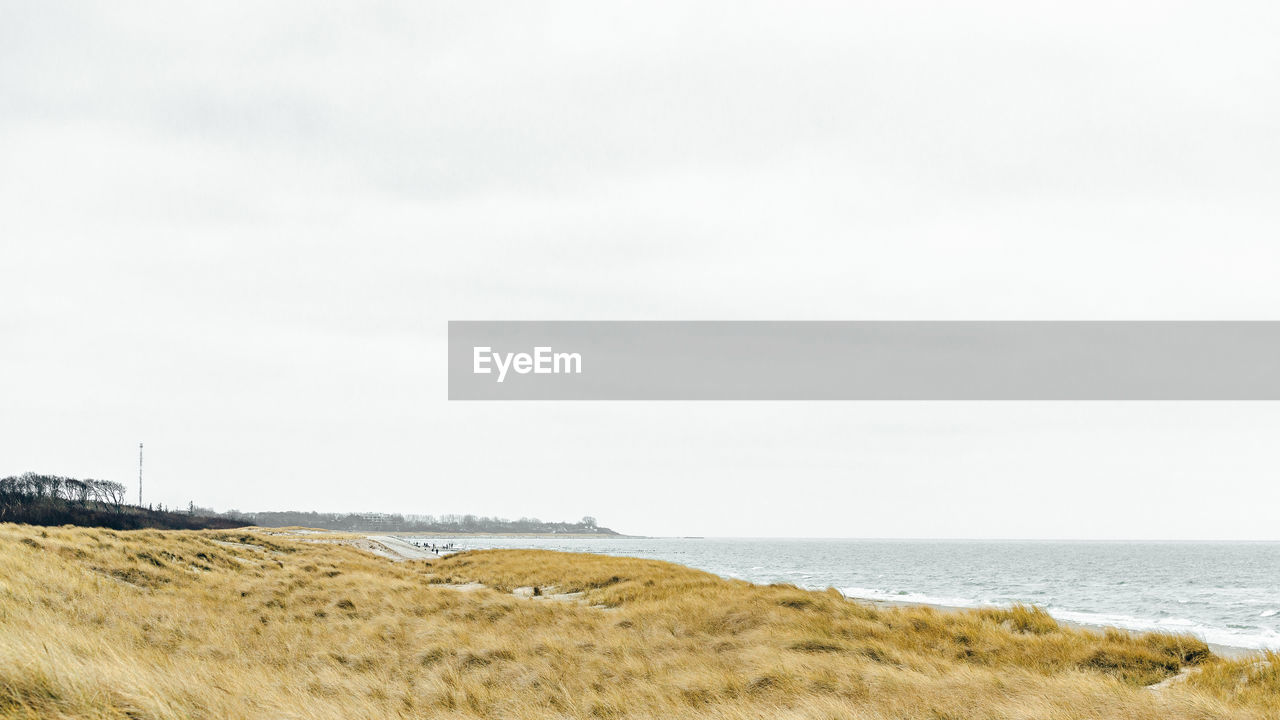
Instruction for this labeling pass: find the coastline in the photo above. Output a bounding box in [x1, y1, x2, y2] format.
[352, 530, 1268, 660]
[851, 595, 1259, 660]
[5, 523, 1277, 718]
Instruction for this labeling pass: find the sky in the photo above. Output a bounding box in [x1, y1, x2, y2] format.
[3, 1, 1279, 538]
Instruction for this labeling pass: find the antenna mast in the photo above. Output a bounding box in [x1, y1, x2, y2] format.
[138, 442, 144, 506]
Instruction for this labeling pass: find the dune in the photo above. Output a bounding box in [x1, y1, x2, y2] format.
[1, 523, 1276, 719]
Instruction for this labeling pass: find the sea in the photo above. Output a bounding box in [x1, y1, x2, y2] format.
[407, 536, 1280, 651]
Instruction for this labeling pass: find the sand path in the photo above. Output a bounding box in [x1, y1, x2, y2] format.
[366, 535, 453, 561]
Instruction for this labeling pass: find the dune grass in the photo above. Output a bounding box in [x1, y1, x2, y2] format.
[0, 523, 1276, 719]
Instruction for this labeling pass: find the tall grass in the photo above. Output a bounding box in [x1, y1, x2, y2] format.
[0, 523, 1274, 719]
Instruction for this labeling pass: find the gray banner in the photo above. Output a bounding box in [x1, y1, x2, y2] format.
[448, 322, 1280, 400]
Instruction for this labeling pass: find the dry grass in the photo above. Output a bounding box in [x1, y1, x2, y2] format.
[1, 523, 1276, 719]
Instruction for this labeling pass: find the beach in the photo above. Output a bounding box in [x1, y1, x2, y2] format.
[4, 523, 1277, 719]
[414, 535, 1280, 655]
[348, 531, 1262, 659]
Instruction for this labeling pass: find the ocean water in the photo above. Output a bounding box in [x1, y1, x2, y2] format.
[409, 536, 1280, 651]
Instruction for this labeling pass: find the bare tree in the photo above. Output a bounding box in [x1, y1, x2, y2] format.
[96, 480, 127, 512]
[25, 472, 53, 498]
[65, 478, 91, 504]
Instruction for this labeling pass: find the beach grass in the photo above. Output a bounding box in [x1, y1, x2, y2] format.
[0, 523, 1276, 719]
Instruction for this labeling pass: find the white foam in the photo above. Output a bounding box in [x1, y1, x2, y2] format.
[1039, 608, 1280, 651]
[840, 587, 982, 610]
[839, 590, 1280, 651]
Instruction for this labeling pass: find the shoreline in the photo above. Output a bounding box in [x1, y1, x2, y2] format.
[340, 531, 1271, 661]
[10, 523, 1276, 718]
[848, 595, 1260, 660]
[373, 530, 633, 539]
[356, 531, 1268, 660]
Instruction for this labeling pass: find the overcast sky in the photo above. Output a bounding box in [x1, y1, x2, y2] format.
[3, 1, 1279, 538]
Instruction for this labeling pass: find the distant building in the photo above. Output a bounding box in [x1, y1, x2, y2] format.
[354, 512, 394, 527]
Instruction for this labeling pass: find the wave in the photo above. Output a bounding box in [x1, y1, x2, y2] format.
[1048, 608, 1280, 651]
[839, 587, 1280, 651]
[839, 587, 986, 610]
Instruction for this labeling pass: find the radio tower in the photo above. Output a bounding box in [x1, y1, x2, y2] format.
[138, 442, 144, 507]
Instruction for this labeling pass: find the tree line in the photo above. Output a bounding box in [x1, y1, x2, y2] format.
[240, 511, 615, 534]
[0, 472, 244, 530]
[2, 472, 617, 535]
[1, 472, 130, 511]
